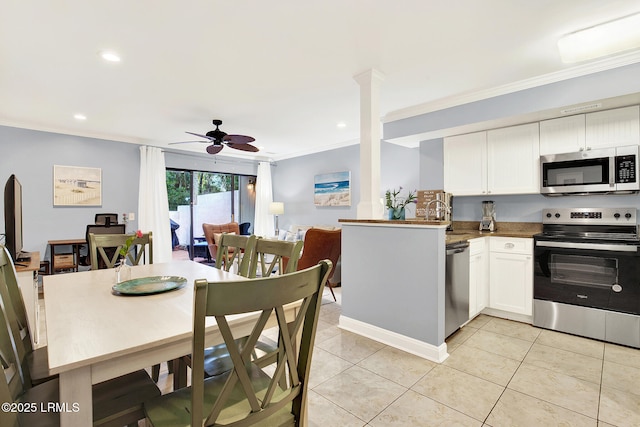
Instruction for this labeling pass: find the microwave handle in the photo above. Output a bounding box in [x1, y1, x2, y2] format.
[609, 156, 615, 185]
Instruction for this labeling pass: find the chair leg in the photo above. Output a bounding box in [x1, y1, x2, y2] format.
[151, 363, 160, 382]
[328, 282, 337, 302]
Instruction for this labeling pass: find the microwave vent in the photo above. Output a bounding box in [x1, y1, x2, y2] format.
[560, 103, 602, 115]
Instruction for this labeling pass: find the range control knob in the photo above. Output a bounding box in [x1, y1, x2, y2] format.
[625, 213, 632, 219]
[555, 213, 561, 218]
[614, 213, 621, 219]
[546, 213, 552, 218]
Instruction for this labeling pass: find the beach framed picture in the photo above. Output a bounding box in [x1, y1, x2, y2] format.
[314, 171, 351, 206]
[53, 165, 102, 206]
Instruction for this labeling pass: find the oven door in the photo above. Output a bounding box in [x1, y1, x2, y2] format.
[534, 240, 640, 315]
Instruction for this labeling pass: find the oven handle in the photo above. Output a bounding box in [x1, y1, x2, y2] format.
[536, 240, 638, 252]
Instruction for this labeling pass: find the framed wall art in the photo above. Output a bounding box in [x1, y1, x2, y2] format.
[53, 165, 102, 206]
[314, 171, 351, 206]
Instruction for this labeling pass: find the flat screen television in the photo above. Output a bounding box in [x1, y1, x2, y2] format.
[4, 174, 26, 261]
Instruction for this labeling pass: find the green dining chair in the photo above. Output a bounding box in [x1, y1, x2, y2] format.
[214, 233, 257, 276]
[0, 272, 162, 427]
[144, 261, 331, 427]
[88, 231, 153, 269]
[0, 246, 53, 386]
[248, 238, 303, 278]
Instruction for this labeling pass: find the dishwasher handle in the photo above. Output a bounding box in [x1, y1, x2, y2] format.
[446, 241, 469, 255]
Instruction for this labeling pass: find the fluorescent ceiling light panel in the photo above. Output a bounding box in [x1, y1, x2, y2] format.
[558, 12, 640, 63]
[73, 113, 87, 120]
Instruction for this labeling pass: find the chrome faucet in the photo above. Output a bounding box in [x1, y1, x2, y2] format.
[426, 199, 451, 220]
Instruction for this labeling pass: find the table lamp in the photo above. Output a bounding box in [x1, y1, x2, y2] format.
[269, 202, 285, 236]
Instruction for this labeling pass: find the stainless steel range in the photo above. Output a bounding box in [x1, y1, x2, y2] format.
[533, 207, 640, 348]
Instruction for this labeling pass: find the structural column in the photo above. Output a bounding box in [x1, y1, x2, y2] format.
[354, 68, 385, 219]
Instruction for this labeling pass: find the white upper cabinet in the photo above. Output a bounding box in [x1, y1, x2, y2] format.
[539, 114, 585, 155]
[444, 124, 539, 196]
[487, 123, 540, 195]
[540, 106, 640, 155]
[586, 105, 640, 149]
[444, 131, 487, 195]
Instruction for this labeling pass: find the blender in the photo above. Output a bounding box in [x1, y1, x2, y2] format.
[480, 200, 496, 232]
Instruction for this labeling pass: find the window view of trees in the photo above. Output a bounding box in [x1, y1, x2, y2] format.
[166, 169, 255, 261]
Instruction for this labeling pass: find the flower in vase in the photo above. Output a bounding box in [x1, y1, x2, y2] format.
[119, 230, 143, 257]
[385, 187, 417, 211]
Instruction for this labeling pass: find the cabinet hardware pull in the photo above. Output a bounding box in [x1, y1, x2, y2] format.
[505, 243, 515, 249]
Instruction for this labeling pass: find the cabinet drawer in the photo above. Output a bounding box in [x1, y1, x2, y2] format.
[489, 237, 532, 255]
[54, 254, 75, 268]
[469, 237, 487, 255]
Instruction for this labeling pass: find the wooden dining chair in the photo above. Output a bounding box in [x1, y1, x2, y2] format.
[0, 246, 53, 385]
[0, 272, 162, 427]
[88, 231, 153, 269]
[215, 233, 257, 276]
[144, 261, 331, 427]
[248, 238, 303, 278]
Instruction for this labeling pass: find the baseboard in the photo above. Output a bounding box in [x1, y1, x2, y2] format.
[481, 308, 533, 324]
[338, 315, 449, 363]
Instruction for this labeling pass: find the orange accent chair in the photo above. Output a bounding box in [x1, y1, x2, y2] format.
[202, 222, 240, 261]
[294, 228, 342, 301]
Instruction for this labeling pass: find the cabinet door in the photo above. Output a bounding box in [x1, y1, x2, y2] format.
[16, 270, 38, 345]
[539, 115, 586, 155]
[489, 252, 533, 316]
[487, 123, 540, 195]
[444, 132, 487, 196]
[468, 238, 488, 318]
[586, 106, 640, 149]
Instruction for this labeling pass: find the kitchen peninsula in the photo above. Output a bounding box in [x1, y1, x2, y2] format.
[338, 219, 542, 363]
[338, 219, 450, 362]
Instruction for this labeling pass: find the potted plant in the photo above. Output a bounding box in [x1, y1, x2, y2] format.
[385, 187, 417, 220]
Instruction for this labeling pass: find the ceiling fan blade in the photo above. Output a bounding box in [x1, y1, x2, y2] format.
[206, 144, 224, 154]
[227, 143, 259, 152]
[186, 131, 214, 140]
[223, 134, 255, 144]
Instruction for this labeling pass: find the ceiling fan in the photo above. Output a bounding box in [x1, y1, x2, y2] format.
[170, 119, 258, 154]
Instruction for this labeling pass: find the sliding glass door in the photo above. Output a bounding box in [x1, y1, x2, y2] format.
[167, 169, 256, 262]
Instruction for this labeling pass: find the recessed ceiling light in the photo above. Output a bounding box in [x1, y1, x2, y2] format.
[99, 51, 121, 62]
[558, 12, 640, 63]
[73, 113, 87, 121]
[337, 122, 347, 129]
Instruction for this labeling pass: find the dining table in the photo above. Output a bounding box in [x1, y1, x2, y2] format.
[43, 260, 300, 427]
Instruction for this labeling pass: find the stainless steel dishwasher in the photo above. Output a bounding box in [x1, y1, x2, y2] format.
[445, 241, 470, 338]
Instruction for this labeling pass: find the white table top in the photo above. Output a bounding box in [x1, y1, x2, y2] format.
[43, 260, 243, 376]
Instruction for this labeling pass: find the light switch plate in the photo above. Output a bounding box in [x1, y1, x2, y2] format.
[129, 212, 135, 221]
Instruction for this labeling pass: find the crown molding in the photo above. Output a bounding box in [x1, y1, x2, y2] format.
[382, 50, 640, 124]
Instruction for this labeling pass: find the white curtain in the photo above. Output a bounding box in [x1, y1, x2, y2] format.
[253, 161, 274, 237]
[138, 146, 172, 263]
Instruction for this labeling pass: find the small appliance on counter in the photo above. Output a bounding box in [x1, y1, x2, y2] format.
[479, 200, 496, 232]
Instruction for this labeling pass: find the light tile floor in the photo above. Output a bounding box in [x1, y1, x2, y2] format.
[40, 287, 640, 426]
[306, 288, 640, 426]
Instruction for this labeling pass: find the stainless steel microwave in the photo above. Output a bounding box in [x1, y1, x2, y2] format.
[540, 146, 639, 195]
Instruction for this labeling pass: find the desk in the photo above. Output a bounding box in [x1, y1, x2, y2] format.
[47, 238, 86, 273]
[43, 260, 299, 426]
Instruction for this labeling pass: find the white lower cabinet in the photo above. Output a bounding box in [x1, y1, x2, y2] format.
[16, 269, 39, 345]
[488, 237, 533, 316]
[468, 238, 488, 318]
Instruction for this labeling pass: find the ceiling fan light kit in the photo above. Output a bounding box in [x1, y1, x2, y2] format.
[170, 119, 258, 154]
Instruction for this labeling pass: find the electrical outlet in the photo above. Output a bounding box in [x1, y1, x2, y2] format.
[129, 212, 135, 221]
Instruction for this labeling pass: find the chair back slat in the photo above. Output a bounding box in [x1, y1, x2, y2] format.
[214, 234, 256, 277]
[88, 232, 153, 270]
[191, 260, 331, 426]
[248, 239, 303, 278]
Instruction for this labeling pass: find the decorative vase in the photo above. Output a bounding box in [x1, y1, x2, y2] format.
[115, 257, 131, 283]
[388, 207, 406, 220]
